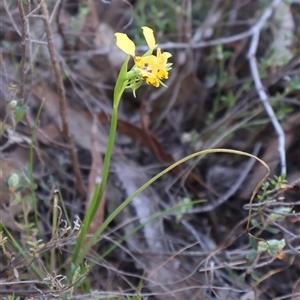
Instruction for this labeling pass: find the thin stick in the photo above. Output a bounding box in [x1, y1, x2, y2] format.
[247, 0, 286, 175]
[36, 0, 86, 198]
[16, 0, 27, 100]
[3, 0, 21, 37]
[16, 0, 35, 136]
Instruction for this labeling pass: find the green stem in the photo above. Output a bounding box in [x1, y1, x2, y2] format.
[71, 99, 121, 264]
[72, 57, 129, 265]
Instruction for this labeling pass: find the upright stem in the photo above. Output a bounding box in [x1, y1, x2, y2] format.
[71, 86, 125, 265]
[72, 57, 129, 266]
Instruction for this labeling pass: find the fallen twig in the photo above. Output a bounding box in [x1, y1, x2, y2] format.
[247, 0, 286, 175]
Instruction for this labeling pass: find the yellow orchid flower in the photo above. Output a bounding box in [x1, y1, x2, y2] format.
[114, 26, 172, 91]
[115, 26, 158, 87]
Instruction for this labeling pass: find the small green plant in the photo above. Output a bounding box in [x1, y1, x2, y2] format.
[7, 99, 28, 126]
[0, 99, 28, 135]
[246, 174, 290, 262]
[206, 45, 235, 124]
[247, 236, 286, 261]
[6, 169, 37, 238]
[257, 174, 287, 202]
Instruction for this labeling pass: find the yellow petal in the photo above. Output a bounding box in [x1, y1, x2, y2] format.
[157, 48, 172, 66]
[142, 27, 156, 49]
[162, 51, 172, 60]
[142, 55, 158, 73]
[134, 56, 144, 68]
[135, 55, 158, 74]
[115, 33, 135, 56]
[139, 69, 159, 87]
[147, 77, 160, 87]
[157, 69, 169, 80]
[145, 76, 160, 87]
